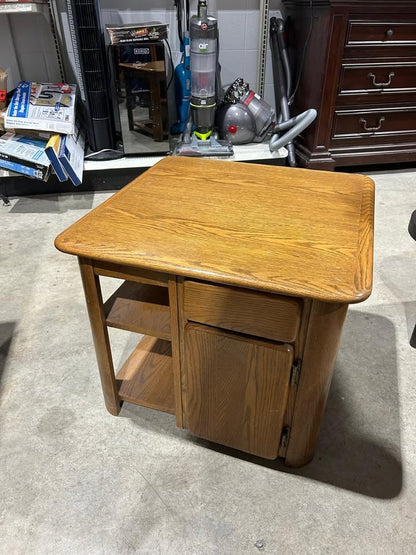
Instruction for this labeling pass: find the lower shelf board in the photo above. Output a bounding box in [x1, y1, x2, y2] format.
[116, 335, 175, 414]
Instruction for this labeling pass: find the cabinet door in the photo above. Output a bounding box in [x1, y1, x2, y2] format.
[184, 323, 293, 459]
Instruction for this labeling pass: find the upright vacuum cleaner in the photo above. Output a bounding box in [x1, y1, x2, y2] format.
[173, 0, 233, 156]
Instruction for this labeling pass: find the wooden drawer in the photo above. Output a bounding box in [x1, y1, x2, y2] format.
[338, 63, 416, 104]
[183, 280, 302, 343]
[331, 107, 416, 143]
[346, 20, 416, 45]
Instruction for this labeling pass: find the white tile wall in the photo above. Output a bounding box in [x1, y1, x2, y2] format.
[243, 50, 259, 90]
[219, 50, 246, 88]
[245, 10, 260, 50]
[218, 11, 246, 51]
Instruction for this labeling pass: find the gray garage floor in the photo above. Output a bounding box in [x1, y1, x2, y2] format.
[1, 166, 415, 554]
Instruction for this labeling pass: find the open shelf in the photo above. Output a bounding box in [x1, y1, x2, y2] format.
[116, 335, 175, 414]
[104, 280, 171, 339]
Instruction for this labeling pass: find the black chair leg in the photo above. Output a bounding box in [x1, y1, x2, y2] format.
[411, 325, 416, 349]
[409, 210, 416, 348]
[409, 210, 416, 241]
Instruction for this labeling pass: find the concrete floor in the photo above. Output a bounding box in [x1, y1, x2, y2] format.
[1, 166, 416, 554]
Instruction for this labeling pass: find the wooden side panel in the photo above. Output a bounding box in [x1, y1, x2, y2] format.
[168, 277, 184, 427]
[284, 300, 349, 467]
[184, 280, 302, 343]
[184, 324, 294, 459]
[176, 277, 189, 428]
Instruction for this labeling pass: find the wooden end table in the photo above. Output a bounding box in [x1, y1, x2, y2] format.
[55, 157, 374, 467]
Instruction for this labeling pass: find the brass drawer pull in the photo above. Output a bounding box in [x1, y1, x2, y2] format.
[367, 71, 395, 88]
[359, 116, 385, 132]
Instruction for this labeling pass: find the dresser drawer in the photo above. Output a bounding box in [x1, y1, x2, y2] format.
[346, 20, 416, 45]
[338, 63, 416, 103]
[183, 280, 302, 343]
[330, 107, 416, 145]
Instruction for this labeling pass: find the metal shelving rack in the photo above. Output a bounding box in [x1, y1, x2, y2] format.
[0, 1, 65, 198]
[0, 1, 285, 203]
[256, 0, 270, 98]
[0, 0, 65, 81]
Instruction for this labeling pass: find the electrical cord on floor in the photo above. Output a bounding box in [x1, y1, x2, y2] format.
[163, 38, 175, 90]
[289, 0, 313, 106]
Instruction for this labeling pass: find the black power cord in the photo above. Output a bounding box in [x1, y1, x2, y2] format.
[288, 0, 313, 106]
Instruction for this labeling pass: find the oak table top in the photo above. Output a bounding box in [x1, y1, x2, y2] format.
[55, 157, 375, 303]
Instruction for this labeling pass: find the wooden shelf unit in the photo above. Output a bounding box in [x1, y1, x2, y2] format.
[90, 264, 177, 417]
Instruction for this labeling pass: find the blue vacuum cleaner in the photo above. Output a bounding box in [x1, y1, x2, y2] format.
[171, 0, 191, 134]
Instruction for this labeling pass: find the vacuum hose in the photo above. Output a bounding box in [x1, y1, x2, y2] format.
[269, 17, 317, 164]
[269, 108, 317, 152]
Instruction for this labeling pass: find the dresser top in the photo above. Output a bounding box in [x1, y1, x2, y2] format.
[55, 157, 374, 303]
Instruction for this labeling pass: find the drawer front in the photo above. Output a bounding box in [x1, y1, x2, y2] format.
[346, 20, 416, 45]
[183, 280, 302, 343]
[331, 107, 416, 143]
[338, 63, 416, 104]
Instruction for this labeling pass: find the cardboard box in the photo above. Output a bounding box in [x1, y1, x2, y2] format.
[4, 81, 77, 135]
[106, 22, 168, 45]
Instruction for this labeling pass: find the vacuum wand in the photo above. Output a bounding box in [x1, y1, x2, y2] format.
[270, 17, 296, 166]
[269, 17, 316, 166]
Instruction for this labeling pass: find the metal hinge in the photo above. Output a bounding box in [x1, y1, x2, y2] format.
[280, 426, 290, 450]
[290, 359, 301, 388]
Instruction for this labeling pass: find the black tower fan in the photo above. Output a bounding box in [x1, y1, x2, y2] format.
[65, 0, 120, 158]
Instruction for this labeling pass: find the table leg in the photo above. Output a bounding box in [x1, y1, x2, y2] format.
[78, 257, 121, 416]
[125, 78, 135, 131]
[285, 300, 348, 467]
[149, 76, 163, 141]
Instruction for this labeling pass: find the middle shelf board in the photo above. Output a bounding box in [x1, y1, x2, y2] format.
[116, 335, 175, 414]
[104, 280, 171, 339]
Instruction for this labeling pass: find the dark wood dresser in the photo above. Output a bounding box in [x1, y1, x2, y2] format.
[283, 0, 416, 169]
